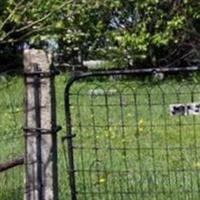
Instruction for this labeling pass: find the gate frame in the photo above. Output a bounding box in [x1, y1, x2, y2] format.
[64, 66, 200, 200]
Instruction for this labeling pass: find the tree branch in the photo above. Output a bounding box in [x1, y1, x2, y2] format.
[0, 0, 25, 30]
[0, 157, 24, 172]
[13, 0, 73, 34]
[0, 0, 74, 44]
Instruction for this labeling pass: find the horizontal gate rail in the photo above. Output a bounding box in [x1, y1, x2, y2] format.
[65, 66, 200, 92]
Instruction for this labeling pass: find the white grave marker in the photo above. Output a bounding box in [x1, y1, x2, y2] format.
[170, 103, 200, 116]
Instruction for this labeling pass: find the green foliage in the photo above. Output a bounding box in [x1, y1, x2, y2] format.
[56, 0, 200, 67]
[0, 0, 200, 68]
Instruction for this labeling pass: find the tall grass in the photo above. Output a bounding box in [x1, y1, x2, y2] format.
[0, 76, 24, 200]
[1, 74, 200, 199]
[65, 76, 200, 200]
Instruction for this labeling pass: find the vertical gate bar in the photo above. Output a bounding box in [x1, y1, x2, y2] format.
[76, 94, 87, 200]
[191, 90, 200, 198]
[90, 93, 101, 199]
[104, 93, 116, 198]
[118, 92, 130, 199]
[65, 90, 77, 200]
[147, 91, 158, 200]
[161, 91, 173, 200]
[133, 92, 143, 198]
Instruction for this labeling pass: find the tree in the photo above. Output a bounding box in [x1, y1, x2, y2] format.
[53, 0, 200, 68]
[0, 0, 200, 70]
[0, 0, 72, 71]
[0, 0, 72, 44]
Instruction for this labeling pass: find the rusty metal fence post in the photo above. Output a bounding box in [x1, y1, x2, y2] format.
[23, 49, 60, 200]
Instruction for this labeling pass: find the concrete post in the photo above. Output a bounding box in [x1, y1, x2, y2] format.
[23, 49, 58, 200]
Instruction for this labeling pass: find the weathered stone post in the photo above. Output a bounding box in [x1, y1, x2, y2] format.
[23, 49, 59, 200]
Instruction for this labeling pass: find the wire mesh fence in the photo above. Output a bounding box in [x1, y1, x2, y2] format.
[2, 68, 200, 200]
[0, 75, 24, 199]
[64, 72, 200, 200]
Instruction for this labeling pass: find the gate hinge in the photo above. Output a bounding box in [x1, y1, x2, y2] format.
[62, 134, 76, 141]
[23, 125, 62, 137]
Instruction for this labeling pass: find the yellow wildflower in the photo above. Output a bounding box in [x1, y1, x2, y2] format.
[122, 139, 126, 143]
[122, 155, 126, 160]
[138, 119, 144, 132]
[96, 135, 100, 139]
[105, 127, 116, 139]
[99, 178, 106, 184]
[192, 162, 200, 169]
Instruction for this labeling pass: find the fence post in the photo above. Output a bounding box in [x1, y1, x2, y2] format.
[23, 49, 59, 200]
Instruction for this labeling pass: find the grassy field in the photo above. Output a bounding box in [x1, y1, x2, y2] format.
[1, 74, 200, 199]
[68, 76, 200, 200]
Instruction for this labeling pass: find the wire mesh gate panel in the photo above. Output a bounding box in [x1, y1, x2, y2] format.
[64, 68, 200, 200]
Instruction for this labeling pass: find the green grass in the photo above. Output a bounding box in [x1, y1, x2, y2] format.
[66, 77, 200, 200]
[1, 74, 200, 199]
[0, 76, 24, 200]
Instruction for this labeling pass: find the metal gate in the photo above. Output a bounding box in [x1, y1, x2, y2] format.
[64, 67, 200, 200]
